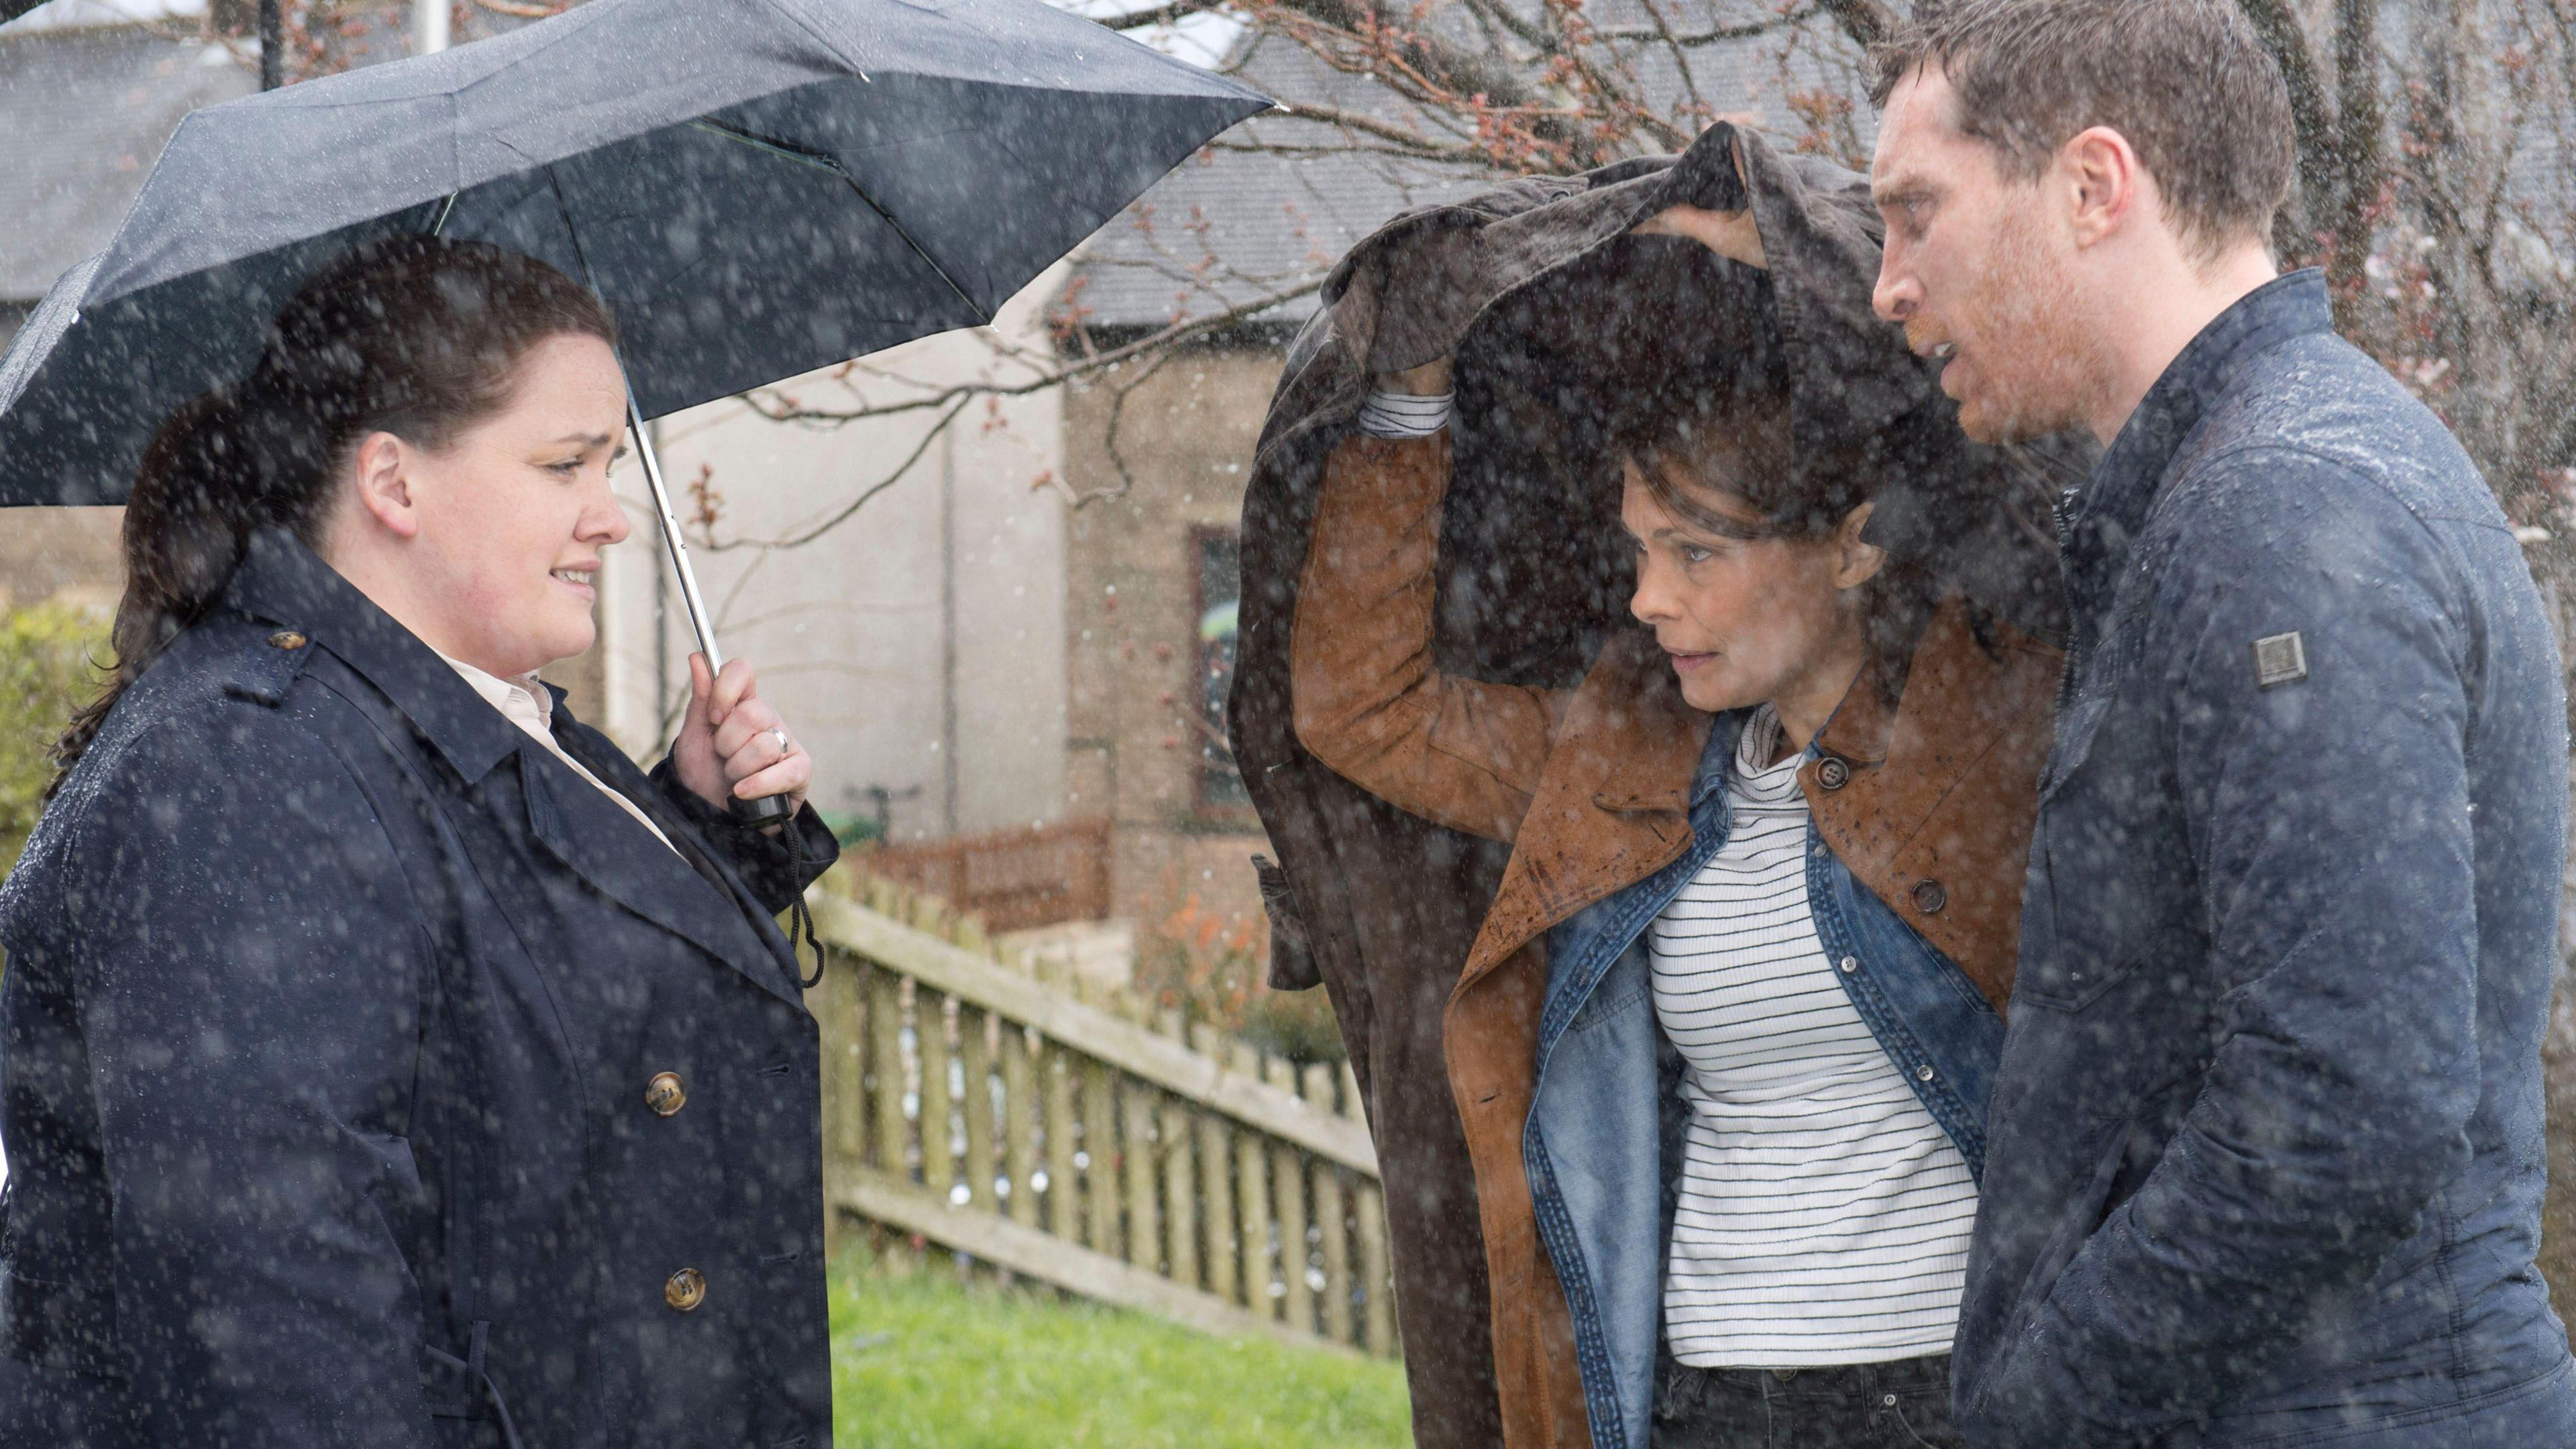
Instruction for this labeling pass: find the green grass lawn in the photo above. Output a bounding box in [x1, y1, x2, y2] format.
[830, 1253, 1414, 1449]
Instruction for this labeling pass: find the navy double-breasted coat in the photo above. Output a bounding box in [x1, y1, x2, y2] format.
[0, 529, 839, 1449]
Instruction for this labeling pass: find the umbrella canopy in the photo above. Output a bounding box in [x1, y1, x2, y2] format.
[0, 0, 1270, 506]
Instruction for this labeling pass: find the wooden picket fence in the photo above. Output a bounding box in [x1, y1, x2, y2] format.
[855, 816, 1114, 932]
[807, 872, 1399, 1360]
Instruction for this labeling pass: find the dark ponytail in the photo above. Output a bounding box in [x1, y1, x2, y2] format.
[48, 235, 615, 792]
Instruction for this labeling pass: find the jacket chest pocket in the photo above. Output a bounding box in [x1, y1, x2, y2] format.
[2040, 600, 2160, 794]
[2017, 739, 2196, 1017]
[2037, 688, 2112, 802]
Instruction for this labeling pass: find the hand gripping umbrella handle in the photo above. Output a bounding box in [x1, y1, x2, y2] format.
[623, 391, 797, 830]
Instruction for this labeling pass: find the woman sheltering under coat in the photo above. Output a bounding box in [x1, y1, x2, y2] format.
[1231, 123, 2090, 1449]
[0, 238, 839, 1449]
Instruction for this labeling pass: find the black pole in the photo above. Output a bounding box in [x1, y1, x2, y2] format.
[258, 0, 282, 90]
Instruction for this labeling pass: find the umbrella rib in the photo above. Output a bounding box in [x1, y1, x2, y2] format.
[685, 116, 987, 324]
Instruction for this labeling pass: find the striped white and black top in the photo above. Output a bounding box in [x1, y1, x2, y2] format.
[1355, 388, 1454, 439]
[1651, 706, 1978, 1368]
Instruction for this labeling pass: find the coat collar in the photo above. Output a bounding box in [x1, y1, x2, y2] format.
[1460, 629, 1711, 988]
[1811, 644, 1902, 769]
[225, 529, 527, 786]
[225, 530, 805, 1006]
[2064, 268, 2332, 653]
[520, 735, 806, 1006]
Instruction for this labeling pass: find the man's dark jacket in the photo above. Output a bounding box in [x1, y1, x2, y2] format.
[1955, 270, 2576, 1446]
[0, 530, 839, 1449]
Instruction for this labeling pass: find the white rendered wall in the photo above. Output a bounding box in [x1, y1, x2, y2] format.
[599, 264, 1070, 845]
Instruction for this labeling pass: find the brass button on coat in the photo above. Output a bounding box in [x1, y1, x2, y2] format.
[645, 1071, 687, 1117]
[1815, 756, 1851, 790]
[663, 1267, 706, 1312]
[1912, 879, 1947, 914]
[266, 630, 307, 650]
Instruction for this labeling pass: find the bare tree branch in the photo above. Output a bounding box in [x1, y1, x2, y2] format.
[1260, 102, 1501, 160]
[1813, 0, 1892, 51]
[1206, 136, 1479, 160]
[2328, 0, 2385, 298]
[1087, 346, 1183, 507]
[1237, 0, 1613, 165]
[743, 276, 1327, 429]
[1597, 4, 1819, 48]
[1104, 0, 1234, 29]
[2237, 0, 2346, 270]
[1252, 0, 1553, 111]
[701, 396, 974, 551]
[1459, 0, 1549, 52]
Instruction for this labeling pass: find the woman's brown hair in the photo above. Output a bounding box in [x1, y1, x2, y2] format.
[1601, 260, 1940, 669]
[1599, 259, 1847, 541]
[50, 235, 615, 791]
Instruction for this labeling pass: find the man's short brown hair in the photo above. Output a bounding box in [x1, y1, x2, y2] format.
[1869, 0, 2296, 260]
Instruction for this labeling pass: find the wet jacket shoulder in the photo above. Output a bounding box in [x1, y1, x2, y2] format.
[0, 532, 839, 1449]
[0, 614, 450, 1445]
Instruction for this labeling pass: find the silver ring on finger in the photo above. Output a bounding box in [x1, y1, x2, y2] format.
[769, 727, 792, 757]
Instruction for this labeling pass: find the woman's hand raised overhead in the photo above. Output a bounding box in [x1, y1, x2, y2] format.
[674, 653, 812, 816]
[1377, 357, 1453, 396]
[1631, 204, 1768, 270]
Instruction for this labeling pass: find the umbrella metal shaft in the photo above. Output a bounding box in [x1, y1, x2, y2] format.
[623, 387, 793, 829]
[623, 394, 727, 674]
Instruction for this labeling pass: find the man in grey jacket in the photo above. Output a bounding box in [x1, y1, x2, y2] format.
[1867, 1, 2576, 1445]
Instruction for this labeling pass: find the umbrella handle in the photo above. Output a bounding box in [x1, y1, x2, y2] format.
[623, 395, 798, 830]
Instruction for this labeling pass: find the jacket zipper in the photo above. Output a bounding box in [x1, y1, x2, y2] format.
[2052, 485, 2085, 716]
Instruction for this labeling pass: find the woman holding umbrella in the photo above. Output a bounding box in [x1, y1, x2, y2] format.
[1281, 133, 2065, 1449]
[0, 237, 839, 1449]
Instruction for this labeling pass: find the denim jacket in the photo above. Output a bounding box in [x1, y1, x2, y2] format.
[1521, 709, 2006, 1449]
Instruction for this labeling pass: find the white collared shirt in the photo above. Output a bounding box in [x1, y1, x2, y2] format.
[437, 653, 680, 857]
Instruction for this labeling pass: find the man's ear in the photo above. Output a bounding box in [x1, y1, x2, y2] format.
[349, 430, 422, 541]
[1835, 501, 1888, 590]
[2062, 124, 2144, 250]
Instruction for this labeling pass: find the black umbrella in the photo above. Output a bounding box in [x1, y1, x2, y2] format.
[0, 0, 1269, 782]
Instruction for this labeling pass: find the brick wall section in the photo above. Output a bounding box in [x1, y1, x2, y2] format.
[0, 508, 120, 614]
[1060, 341, 1283, 938]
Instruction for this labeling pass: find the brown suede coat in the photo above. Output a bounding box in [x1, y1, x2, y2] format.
[1291, 433, 2059, 1447]
[1228, 124, 2090, 1449]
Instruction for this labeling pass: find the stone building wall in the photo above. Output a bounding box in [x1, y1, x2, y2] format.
[0, 508, 120, 614]
[1060, 339, 1283, 941]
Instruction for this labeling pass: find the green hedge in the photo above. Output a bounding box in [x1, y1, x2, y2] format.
[1, 603, 107, 879]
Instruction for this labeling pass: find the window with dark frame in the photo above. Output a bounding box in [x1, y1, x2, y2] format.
[1191, 525, 1247, 812]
